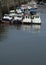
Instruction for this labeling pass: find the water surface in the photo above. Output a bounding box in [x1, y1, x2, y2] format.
[0, 7, 46, 65]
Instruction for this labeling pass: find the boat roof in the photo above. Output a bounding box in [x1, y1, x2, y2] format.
[10, 10, 15, 13]
[14, 14, 22, 17]
[30, 8, 37, 10]
[4, 14, 9, 16]
[33, 14, 40, 18]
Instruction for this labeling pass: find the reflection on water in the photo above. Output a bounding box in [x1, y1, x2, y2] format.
[0, 24, 8, 41]
[32, 25, 41, 32]
[14, 24, 41, 32]
[14, 24, 21, 30]
[21, 25, 32, 32]
[0, 24, 41, 41]
[0, 24, 41, 33]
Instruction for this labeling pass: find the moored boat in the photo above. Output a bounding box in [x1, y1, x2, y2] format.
[30, 8, 37, 15]
[9, 10, 16, 17]
[2, 14, 12, 23]
[32, 14, 41, 24]
[16, 9, 22, 14]
[22, 14, 32, 24]
[13, 14, 22, 24]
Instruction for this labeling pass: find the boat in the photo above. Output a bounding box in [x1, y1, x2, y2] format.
[32, 24, 41, 31]
[30, 1, 37, 9]
[32, 14, 41, 24]
[28, 6, 32, 10]
[16, 8, 22, 14]
[2, 14, 12, 23]
[9, 10, 16, 17]
[22, 15, 32, 24]
[21, 4, 27, 13]
[32, 1, 37, 9]
[13, 14, 22, 24]
[30, 8, 37, 15]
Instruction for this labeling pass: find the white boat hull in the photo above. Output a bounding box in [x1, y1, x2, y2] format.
[32, 14, 41, 24]
[32, 19, 41, 24]
[22, 19, 32, 24]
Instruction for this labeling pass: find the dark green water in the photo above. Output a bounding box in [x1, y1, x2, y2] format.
[0, 8, 46, 65]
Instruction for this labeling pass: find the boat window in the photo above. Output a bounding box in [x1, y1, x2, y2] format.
[24, 9, 25, 11]
[4, 14, 8, 16]
[9, 16, 12, 17]
[26, 16, 27, 18]
[25, 16, 30, 18]
[17, 16, 21, 17]
[10, 12, 15, 13]
[28, 16, 30, 18]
